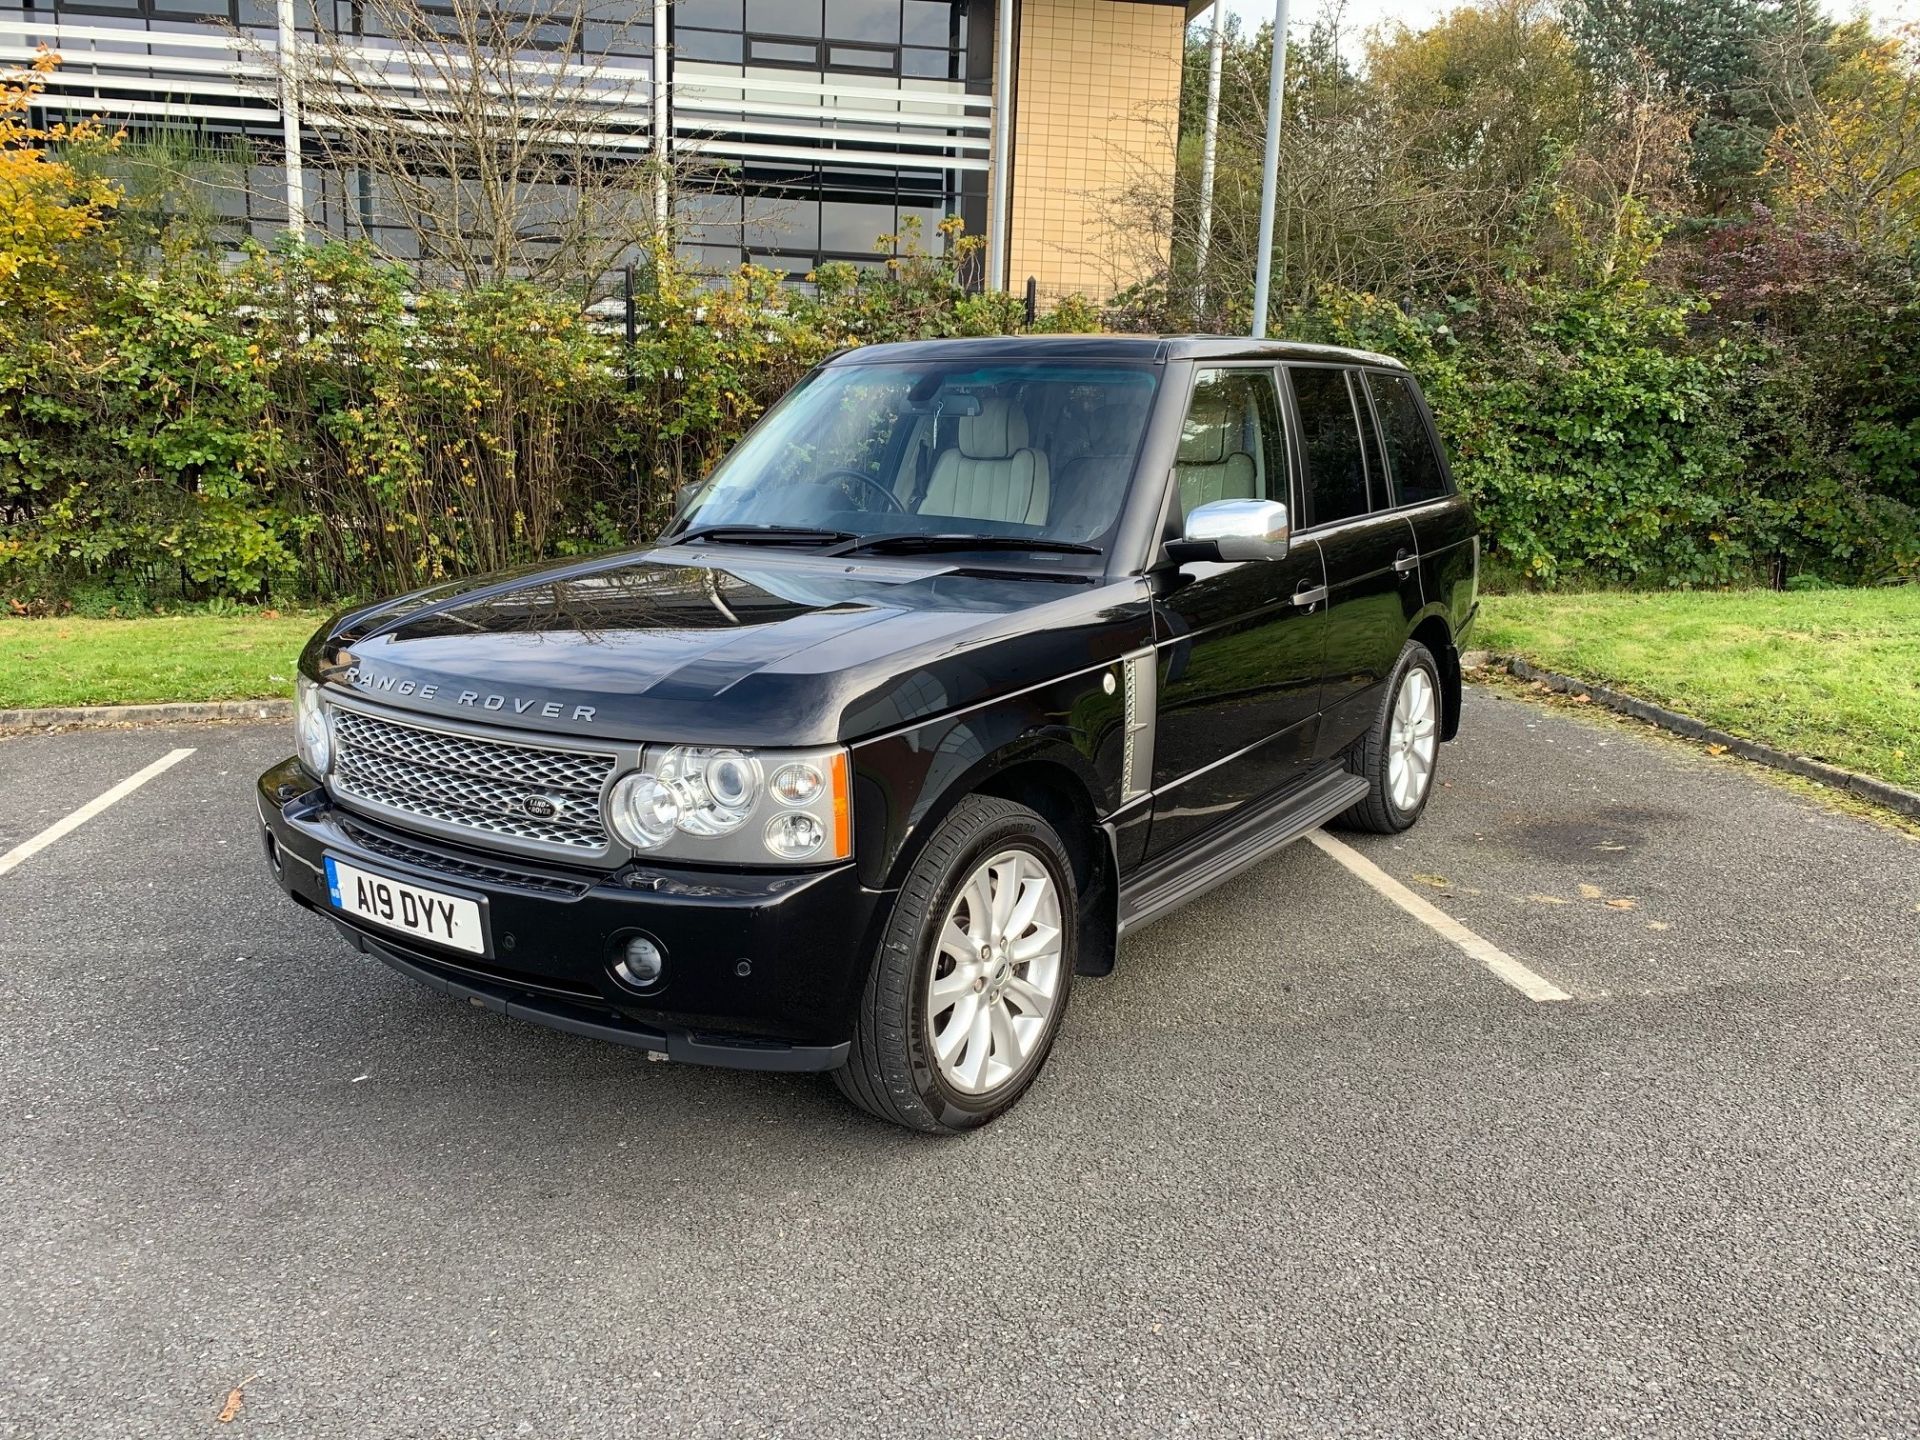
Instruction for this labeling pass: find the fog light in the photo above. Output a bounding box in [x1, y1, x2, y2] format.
[614, 935, 665, 990]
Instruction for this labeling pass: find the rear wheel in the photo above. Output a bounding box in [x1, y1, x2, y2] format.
[1336, 641, 1442, 834]
[835, 796, 1077, 1133]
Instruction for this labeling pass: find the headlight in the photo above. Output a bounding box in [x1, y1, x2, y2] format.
[656, 747, 761, 836]
[607, 773, 684, 851]
[607, 745, 850, 865]
[294, 676, 332, 776]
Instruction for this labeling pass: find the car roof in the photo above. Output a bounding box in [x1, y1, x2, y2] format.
[822, 334, 1411, 371]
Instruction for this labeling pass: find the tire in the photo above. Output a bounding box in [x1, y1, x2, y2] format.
[834, 796, 1079, 1134]
[1336, 641, 1443, 835]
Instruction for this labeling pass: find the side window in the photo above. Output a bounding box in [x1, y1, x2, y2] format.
[1175, 368, 1286, 523]
[1288, 366, 1370, 528]
[1367, 372, 1451, 506]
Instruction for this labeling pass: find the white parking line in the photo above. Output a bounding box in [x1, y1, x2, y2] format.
[1306, 829, 1574, 1003]
[0, 748, 196, 879]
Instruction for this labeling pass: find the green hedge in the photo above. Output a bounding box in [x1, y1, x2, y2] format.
[0, 225, 1082, 608]
[1299, 276, 1919, 590]
[3, 225, 1915, 609]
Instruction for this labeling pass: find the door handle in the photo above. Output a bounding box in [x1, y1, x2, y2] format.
[1393, 549, 1420, 574]
[1293, 583, 1328, 609]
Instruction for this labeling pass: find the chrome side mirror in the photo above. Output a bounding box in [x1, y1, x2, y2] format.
[1173, 498, 1291, 563]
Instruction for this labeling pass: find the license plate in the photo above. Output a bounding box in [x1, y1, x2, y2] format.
[324, 856, 486, 955]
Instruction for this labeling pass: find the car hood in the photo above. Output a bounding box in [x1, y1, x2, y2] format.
[307, 546, 1150, 747]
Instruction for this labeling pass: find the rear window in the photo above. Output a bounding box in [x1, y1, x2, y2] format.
[1366, 373, 1451, 506]
[1288, 367, 1371, 528]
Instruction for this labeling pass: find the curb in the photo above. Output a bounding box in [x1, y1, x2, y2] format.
[0, 697, 292, 735]
[1472, 653, 1920, 821]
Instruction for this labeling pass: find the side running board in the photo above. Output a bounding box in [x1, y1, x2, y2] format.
[1117, 768, 1371, 935]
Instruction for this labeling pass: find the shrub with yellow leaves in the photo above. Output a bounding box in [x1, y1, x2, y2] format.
[0, 52, 122, 319]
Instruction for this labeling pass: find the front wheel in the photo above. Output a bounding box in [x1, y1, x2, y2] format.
[1336, 641, 1442, 834]
[835, 796, 1077, 1133]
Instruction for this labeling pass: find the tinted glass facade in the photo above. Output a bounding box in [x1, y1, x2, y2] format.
[669, 0, 989, 277]
[2, 0, 986, 282]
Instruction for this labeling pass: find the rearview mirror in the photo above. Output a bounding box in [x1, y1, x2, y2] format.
[903, 392, 984, 417]
[1170, 499, 1291, 563]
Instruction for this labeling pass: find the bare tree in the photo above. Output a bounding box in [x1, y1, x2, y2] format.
[245, 0, 676, 294]
[1763, 23, 1920, 252]
[1551, 66, 1698, 280]
[1093, 0, 1705, 327]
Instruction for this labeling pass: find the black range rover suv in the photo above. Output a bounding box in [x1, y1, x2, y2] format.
[260, 336, 1478, 1132]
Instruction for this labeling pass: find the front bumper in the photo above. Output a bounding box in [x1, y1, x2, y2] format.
[257, 757, 891, 1070]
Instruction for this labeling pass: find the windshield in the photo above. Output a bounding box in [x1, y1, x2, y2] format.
[671, 359, 1159, 553]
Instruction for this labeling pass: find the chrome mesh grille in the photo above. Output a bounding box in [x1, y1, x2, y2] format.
[329, 706, 617, 855]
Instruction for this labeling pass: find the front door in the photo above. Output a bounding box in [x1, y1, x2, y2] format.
[1146, 365, 1328, 859]
[1285, 364, 1424, 757]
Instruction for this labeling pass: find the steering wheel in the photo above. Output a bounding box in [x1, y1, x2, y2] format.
[811, 468, 906, 514]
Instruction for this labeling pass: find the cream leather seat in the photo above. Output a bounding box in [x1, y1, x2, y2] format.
[1175, 391, 1258, 518]
[920, 398, 1050, 526]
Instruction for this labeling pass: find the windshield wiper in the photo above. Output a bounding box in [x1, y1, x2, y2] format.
[667, 524, 858, 548]
[828, 534, 1103, 557]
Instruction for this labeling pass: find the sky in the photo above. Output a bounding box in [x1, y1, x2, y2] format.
[1211, 0, 1918, 44]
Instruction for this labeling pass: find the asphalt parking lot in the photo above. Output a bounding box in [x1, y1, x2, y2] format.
[2, 687, 1917, 1438]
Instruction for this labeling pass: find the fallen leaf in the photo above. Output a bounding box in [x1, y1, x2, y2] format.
[1706, 743, 1728, 756]
[1571, 692, 1592, 704]
[1577, 883, 1604, 900]
[1605, 897, 1638, 910]
[217, 1374, 259, 1425]
[1411, 873, 1452, 890]
[1526, 893, 1570, 905]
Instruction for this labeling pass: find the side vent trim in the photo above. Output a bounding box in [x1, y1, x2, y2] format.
[1121, 648, 1157, 804]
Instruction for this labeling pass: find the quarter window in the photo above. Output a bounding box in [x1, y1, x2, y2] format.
[1175, 369, 1286, 523]
[1288, 367, 1370, 527]
[1366, 373, 1451, 506]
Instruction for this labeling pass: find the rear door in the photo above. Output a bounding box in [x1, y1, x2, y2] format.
[1146, 364, 1327, 859]
[1363, 369, 1478, 638]
[1283, 365, 1423, 759]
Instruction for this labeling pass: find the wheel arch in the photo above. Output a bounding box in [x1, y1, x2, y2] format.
[973, 758, 1119, 979]
[855, 732, 1120, 980]
[1409, 607, 1462, 742]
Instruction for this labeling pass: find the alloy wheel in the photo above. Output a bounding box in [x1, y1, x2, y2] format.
[925, 848, 1065, 1096]
[1388, 667, 1439, 814]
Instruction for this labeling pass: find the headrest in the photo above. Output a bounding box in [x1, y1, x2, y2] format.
[956, 398, 1029, 460]
[1177, 391, 1236, 465]
[1060, 402, 1139, 459]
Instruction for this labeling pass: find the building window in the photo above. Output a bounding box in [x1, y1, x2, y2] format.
[675, 0, 973, 84]
[676, 27, 743, 62]
[828, 43, 892, 70]
[676, 0, 743, 24]
[747, 38, 817, 66]
[746, 0, 819, 35]
[827, 0, 898, 41]
[678, 163, 967, 279]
